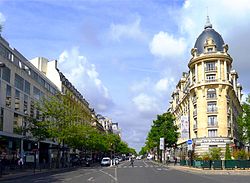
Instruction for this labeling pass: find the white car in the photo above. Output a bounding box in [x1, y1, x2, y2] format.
[101, 157, 111, 166]
[147, 154, 153, 160]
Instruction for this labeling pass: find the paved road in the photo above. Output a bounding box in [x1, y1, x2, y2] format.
[2, 160, 250, 183]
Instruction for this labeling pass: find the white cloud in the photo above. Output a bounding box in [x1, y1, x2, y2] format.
[58, 47, 113, 112]
[132, 93, 159, 113]
[0, 12, 6, 27]
[155, 77, 175, 92]
[149, 31, 187, 58]
[110, 16, 146, 41]
[130, 78, 151, 93]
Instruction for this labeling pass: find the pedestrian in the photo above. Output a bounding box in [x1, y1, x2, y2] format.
[18, 157, 24, 169]
[174, 157, 177, 166]
[130, 157, 134, 167]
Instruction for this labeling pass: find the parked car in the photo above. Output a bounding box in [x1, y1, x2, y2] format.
[114, 158, 119, 165]
[101, 157, 111, 166]
[147, 154, 153, 160]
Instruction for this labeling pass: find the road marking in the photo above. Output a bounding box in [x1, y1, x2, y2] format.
[143, 160, 149, 167]
[134, 166, 137, 167]
[124, 166, 127, 168]
[140, 166, 143, 167]
[100, 169, 117, 182]
[157, 168, 162, 171]
[87, 177, 94, 181]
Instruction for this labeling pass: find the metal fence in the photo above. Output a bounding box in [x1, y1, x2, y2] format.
[180, 160, 250, 169]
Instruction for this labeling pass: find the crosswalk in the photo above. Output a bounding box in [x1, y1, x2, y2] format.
[118, 165, 168, 170]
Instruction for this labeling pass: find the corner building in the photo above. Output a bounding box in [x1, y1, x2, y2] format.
[169, 17, 243, 158]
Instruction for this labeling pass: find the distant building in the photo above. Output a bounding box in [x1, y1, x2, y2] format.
[112, 122, 121, 137]
[169, 17, 243, 158]
[96, 114, 113, 133]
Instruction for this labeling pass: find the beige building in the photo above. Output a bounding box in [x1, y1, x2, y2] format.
[169, 17, 243, 158]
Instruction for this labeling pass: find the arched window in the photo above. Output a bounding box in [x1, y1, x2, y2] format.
[207, 88, 216, 99]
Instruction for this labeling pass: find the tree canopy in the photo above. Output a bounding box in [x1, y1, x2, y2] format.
[144, 112, 179, 152]
[238, 94, 250, 143]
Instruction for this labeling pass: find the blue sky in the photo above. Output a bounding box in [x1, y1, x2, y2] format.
[1, 0, 250, 152]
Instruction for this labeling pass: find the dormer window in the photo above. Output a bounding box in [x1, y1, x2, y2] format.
[204, 37, 216, 53]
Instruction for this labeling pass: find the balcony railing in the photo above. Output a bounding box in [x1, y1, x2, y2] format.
[207, 107, 217, 113]
[193, 123, 198, 130]
[206, 79, 218, 83]
[227, 122, 231, 128]
[208, 122, 218, 128]
[205, 67, 217, 72]
[192, 97, 197, 104]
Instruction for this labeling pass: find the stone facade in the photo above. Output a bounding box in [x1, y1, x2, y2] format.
[169, 17, 243, 158]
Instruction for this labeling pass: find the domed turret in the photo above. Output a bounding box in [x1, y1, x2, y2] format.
[194, 16, 224, 55]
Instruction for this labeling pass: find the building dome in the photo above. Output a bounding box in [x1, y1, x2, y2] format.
[194, 16, 224, 54]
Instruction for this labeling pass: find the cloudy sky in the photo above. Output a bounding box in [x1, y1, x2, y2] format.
[1, 0, 250, 152]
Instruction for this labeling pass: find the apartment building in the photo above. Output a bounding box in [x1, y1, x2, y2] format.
[169, 17, 243, 158]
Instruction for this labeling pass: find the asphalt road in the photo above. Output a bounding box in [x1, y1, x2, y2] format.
[2, 160, 250, 183]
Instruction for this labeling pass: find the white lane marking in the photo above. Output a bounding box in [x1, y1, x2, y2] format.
[100, 169, 117, 181]
[124, 166, 127, 168]
[157, 168, 162, 171]
[140, 166, 143, 167]
[34, 180, 47, 183]
[87, 177, 94, 181]
[134, 166, 137, 167]
[115, 167, 118, 181]
[143, 160, 149, 167]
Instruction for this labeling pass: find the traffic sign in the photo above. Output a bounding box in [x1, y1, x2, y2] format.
[187, 139, 193, 145]
[159, 138, 164, 150]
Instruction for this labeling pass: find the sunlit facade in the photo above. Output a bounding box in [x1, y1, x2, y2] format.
[169, 17, 243, 158]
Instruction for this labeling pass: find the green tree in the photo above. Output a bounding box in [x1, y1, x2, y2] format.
[209, 147, 222, 160]
[225, 144, 232, 160]
[139, 146, 147, 156]
[238, 94, 250, 143]
[145, 112, 179, 159]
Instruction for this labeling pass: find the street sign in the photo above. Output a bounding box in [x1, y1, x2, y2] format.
[159, 138, 164, 150]
[187, 139, 193, 145]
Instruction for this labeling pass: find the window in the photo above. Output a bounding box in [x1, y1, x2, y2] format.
[0, 108, 3, 131]
[24, 80, 30, 94]
[208, 115, 217, 127]
[206, 74, 216, 82]
[6, 85, 12, 108]
[33, 86, 40, 100]
[38, 76, 45, 87]
[207, 88, 216, 99]
[31, 70, 38, 82]
[2, 66, 11, 83]
[207, 101, 217, 113]
[15, 90, 20, 111]
[24, 94, 28, 114]
[208, 129, 217, 137]
[15, 74, 24, 91]
[207, 48, 213, 52]
[206, 62, 216, 71]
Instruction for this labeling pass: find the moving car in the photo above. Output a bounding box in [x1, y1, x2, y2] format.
[101, 157, 111, 166]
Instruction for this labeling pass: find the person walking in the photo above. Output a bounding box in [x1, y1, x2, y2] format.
[130, 157, 134, 167]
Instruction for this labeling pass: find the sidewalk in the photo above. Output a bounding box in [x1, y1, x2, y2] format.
[153, 161, 250, 175]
